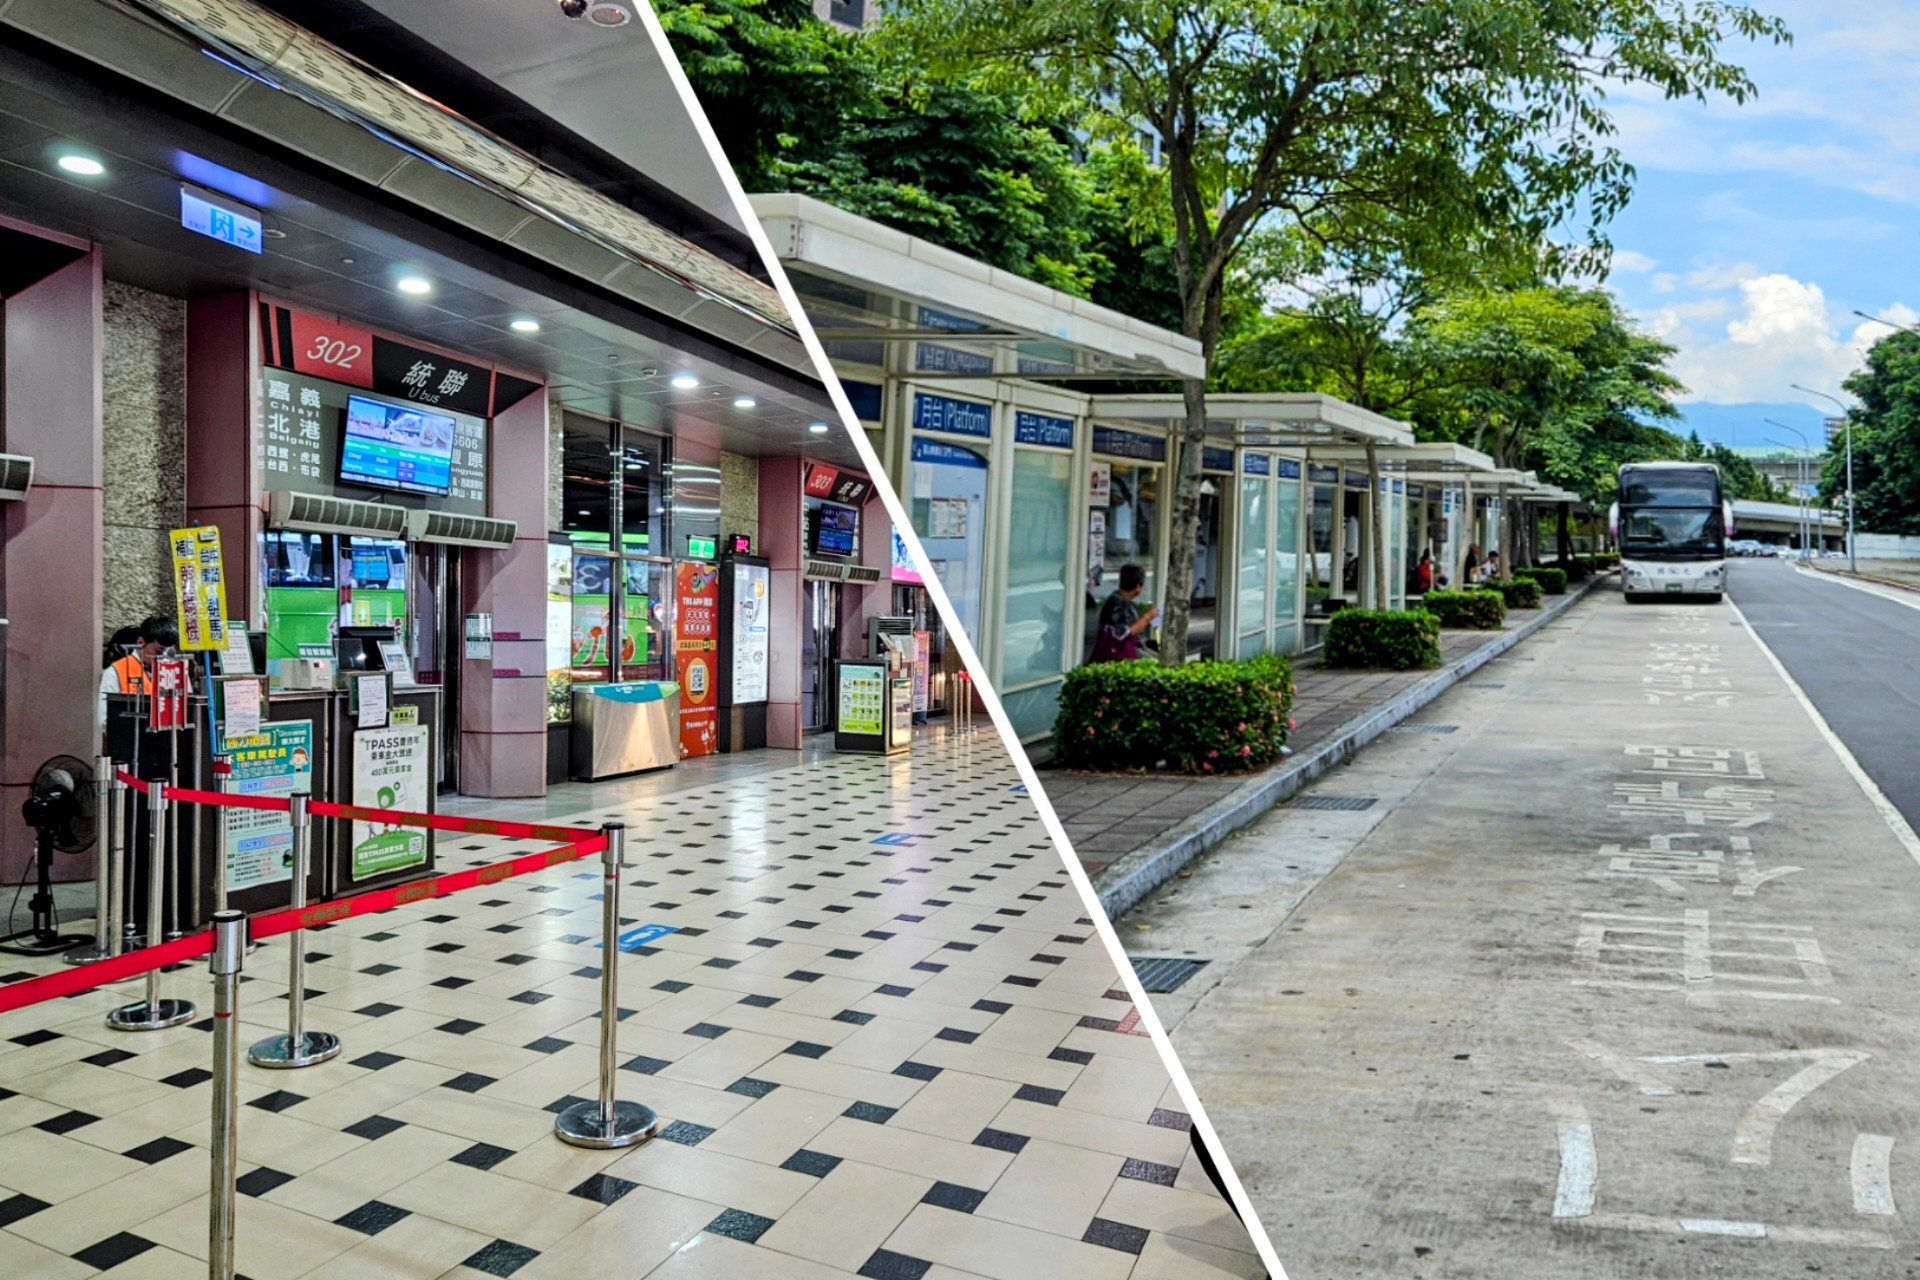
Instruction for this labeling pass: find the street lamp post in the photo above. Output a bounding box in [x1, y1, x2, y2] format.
[1763, 421, 1812, 559]
[1792, 380, 1856, 573]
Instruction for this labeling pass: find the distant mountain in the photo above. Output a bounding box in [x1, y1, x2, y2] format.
[1669, 402, 1834, 450]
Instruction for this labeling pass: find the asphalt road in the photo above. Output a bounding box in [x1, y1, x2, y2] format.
[1729, 556, 1920, 832]
[1133, 588, 1920, 1278]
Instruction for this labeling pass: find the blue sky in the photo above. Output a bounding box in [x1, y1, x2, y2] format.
[1597, 0, 1918, 426]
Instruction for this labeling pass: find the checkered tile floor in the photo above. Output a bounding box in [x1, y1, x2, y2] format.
[0, 730, 1263, 1279]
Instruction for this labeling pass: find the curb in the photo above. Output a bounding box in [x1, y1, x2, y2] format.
[1802, 561, 1920, 596]
[1092, 577, 1604, 920]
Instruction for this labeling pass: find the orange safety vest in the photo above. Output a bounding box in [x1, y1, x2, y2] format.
[110, 654, 150, 694]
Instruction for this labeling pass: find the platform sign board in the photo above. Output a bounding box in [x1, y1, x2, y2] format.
[220, 721, 312, 892]
[350, 725, 431, 880]
[169, 525, 229, 651]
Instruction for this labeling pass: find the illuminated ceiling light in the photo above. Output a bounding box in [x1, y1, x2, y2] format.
[670, 374, 700, 390]
[808, 422, 831, 434]
[56, 154, 105, 177]
[732, 396, 756, 409]
[396, 276, 432, 295]
[509, 318, 541, 333]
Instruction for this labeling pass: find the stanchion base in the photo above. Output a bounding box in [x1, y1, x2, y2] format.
[248, 1031, 342, 1069]
[62, 943, 113, 966]
[554, 1099, 659, 1150]
[106, 998, 196, 1031]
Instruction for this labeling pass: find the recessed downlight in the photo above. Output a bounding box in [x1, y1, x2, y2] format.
[808, 422, 831, 434]
[732, 396, 756, 409]
[56, 154, 105, 177]
[670, 374, 700, 390]
[510, 318, 541, 333]
[396, 276, 432, 296]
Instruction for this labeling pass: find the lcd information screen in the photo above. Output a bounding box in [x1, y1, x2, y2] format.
[815, 501, 857, 557]
[340, 395, 456, 496]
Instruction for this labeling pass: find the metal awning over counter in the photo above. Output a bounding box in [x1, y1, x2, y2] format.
[1309, 441, 1495, 473]
[754, 194, 1206, 382]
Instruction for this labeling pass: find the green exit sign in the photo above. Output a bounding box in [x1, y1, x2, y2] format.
[687, 535, 718, 560]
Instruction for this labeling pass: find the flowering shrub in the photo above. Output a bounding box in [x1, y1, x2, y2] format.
[1421, 589, 1506, 631]
[1514, 566, 1568, 595]
[1323, 609, 1443, 670]
[1487, 577, 1543, 609]
[1052, 655, 1293, 774]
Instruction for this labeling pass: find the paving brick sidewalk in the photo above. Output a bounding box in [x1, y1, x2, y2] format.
[1040, 627, 1517, 877]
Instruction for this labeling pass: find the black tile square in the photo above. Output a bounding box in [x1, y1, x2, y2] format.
[705, 1208, 775, 1244]
[1147, 1107, 1193, 1131]
[570, 1173, 639, 1206]
[787, 970, 823, 983]
[123, 1136, 193, 1165]
[621, 1055, 672, 1075]
[451, 1142, 516, 1171]
[659, 1120, 714, 1146]
[893, 1061, 942, 1081]
[826, 948, 863, 961]
[495, 955, 534, 967]
[686, 1022, 730, 1040]
[354, 1002, 401, 1018]
[344, 1114, 406, 1141]
[738, 994, 779, 1008]
[834, 1009, 874, 1026]
[72, 1232, 157, 1271]
[1014, 1084, 1065, 1106]
[784, 1041, 830, 1059]
[437, 1018, 483, 1036]
[235, 1167, 294, 1197]
[35, 1109, 99, 1135]
[432, 976, 474, 990]
[8, 1029, 59, 1047]
[524, 1037, 571, 1055]
[935, 1027, 977, 1045]
[427, 942, 464, 954]
[726, 1078, 780, 1098]
[0, 1192, 50, 1229]
[247, 1090, 306, 1114]
[359, 962, 401, 976]
[441, 1072, 496, 1094]
[780, 1149, 842, 1178]
[844, 1101, 896, 1124]
[1120, 1157, 1181, 1186]
[876, 984, 913, 998]
[1049, 1047, 1094, 1066]
[911, 961, 947, 974]
[920, 1181, 988, 1213]
[973, 1127, 1030, 1154]
[351, 1051, 404, 1071]
[703, 957, 739, 970]
[858, 1248, 934, 1279]
[653, 979, 692, 994]
[572, 967, 604, 980]
[82, 1048, 137, 1068]
[545, 1094, 591, 1116]
[972, 999, 1011, 1015]
[335, 1200, 411, 1235]
[509, 991, 552, 1006]
[462, 1239, 541, 1277]
[1084, 1217, 1151, 1254]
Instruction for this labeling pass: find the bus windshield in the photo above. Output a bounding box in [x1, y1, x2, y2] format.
[1622, 507, 1723, 558]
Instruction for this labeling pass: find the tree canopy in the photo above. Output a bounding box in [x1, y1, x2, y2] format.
[1824, 331, 1920, 534]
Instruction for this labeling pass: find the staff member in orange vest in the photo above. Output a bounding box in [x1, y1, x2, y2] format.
[99, 615, 178, 732]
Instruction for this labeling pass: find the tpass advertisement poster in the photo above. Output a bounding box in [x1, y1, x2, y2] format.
[351, 725, 430, 880]
[220, 721, 313, 892]
[676, 560, 720, 757]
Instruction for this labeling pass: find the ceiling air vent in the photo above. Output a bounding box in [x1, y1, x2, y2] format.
[844, 564, 882, 584]
[804, 559, 847, 581]
[267, 490, 408, 538]
[406, 510, 518, 549]
[0, 453, 34, 501]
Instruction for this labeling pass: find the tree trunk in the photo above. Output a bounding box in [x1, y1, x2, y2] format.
[1158, 375, 1210, 665]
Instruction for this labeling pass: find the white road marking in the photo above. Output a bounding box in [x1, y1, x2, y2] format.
[1728, 597, 1920, 871]
[1550, 1101, 1597, 1219]
[1563, 1212, 1894, 1249]
[1852, 1134, 1898, 1216]
[1731, 1051, 1870, 1167]
[1570, 1039, 1672, 1096]
[1789, 562, 1920, 613]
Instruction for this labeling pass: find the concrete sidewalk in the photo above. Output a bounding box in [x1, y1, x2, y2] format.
[1039, 579, 1603, 917]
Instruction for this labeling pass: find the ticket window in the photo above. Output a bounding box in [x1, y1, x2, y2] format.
[263, 531, 338, 661]
[1086, 459, 1161, 657]
[342, 538, 408, 631]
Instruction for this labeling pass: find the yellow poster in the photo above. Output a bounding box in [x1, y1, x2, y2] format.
[169, 525, 229, 652]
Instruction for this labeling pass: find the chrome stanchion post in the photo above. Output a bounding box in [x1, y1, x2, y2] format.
[555, 823, 658, 1149]
[119, 780, 142, 952]
[64, 755, 119, 965]
[208, 910, 246, 1280]
[248, 794, 339, 1068]
[106, 768, 126, 957]
[107, 781, 195, 1030]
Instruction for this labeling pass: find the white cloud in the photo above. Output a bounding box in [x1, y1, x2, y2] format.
[1659, 270, 1908, 404]
[1651, 273, 1679, 294]
[1611, 250, 1659, 274]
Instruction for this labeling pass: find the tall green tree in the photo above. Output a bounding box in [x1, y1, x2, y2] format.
[874, 0, 1788, 659]
[1825, 331, 1920, 534]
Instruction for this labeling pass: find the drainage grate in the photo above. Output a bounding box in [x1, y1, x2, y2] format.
[1132, 957, 1211, 994]
[1392, 724, 1458, 735]
[1475, 682, 1507, 689]
[1294, 795, 1378, 812]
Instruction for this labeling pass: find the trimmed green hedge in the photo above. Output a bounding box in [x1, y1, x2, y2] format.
[1515, 566, 1568, 595]
[1323, 609, 1443, 671]
[1561, 558, 1591, 583]
[1488, 577, 1543, 609]
[1422, 589, 1506, 630]
[1052, 655, 1294, 775]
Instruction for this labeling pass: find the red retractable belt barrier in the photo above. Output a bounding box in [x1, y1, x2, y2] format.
[0, 781, 612, 1016]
